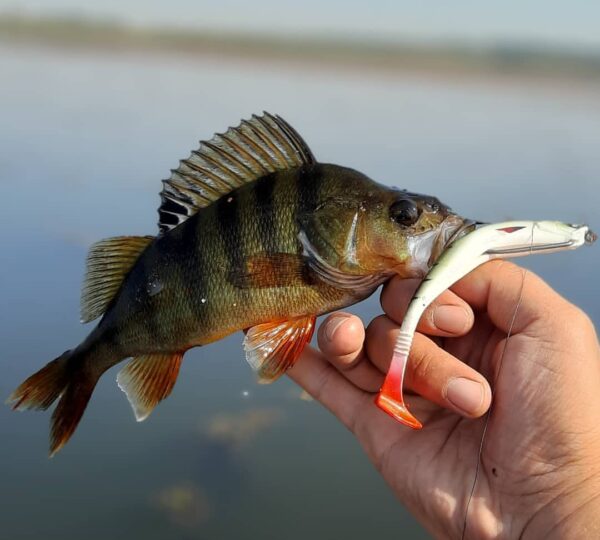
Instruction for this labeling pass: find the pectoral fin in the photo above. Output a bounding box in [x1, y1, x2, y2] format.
[229, 252, 309, 288]
[244, 316, 316, 383]
[117, 352, 183, 421]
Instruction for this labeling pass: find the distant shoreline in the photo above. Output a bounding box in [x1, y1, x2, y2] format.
[2, 14, 600, 87]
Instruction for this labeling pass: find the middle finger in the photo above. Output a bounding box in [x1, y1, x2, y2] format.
[365, 315, 491, 418]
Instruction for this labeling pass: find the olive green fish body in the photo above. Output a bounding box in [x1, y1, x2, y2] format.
[9, 113, 466, 455]
[100, 164, 377, 357]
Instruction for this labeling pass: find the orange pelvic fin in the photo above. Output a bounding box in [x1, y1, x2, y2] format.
[376, 351, 422, 429]
[117, 352, 183, 422]
[244, 316, 316, 383]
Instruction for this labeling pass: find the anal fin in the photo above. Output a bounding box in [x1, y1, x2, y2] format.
[244, 316, 316, 383]
[116, 352, 183, 421]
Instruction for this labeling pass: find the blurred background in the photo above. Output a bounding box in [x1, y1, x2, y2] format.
[1, 2, 599, 538]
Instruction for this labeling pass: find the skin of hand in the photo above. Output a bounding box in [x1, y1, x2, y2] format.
[288, 261, 600, 539]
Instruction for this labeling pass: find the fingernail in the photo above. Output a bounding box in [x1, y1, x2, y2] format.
[325, 315, 351, 342]
[445, 378, 484, 416]
[433, 305, 469, 334]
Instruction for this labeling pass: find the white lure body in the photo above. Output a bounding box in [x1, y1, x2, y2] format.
[376, 220, 595, 427]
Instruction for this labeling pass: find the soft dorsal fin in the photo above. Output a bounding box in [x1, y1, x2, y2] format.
[81, 235, 153, 323]
[243, 316, 316, 383]
[158, 112, 316, 233]
[116, 352, 183, 421]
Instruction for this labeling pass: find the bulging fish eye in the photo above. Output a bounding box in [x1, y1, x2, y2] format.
[390, 199, 420, 227]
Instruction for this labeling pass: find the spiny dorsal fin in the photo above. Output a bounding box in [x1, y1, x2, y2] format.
[158, 112, 316, 233]
[81, 235, 153, 323]
[116, 352, 183, 422]
[244, 316, 316, 383]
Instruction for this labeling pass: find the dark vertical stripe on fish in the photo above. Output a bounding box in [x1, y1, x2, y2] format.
[217, 191, 246, 283]
[253, 174, 277, 253]
[178, 217, 207, 326]
[296, 164, 321, 226]
[295, 165, 321, 284]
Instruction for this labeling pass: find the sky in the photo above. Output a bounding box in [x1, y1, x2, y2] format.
[2, 0, 600, 49]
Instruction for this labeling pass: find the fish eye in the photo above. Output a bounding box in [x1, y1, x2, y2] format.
[390, 199, 420, 227]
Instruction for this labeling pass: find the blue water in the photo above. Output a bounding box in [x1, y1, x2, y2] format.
[0, 43, 599, 539]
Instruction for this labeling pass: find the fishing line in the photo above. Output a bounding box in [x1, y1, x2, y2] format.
[460, 225, 535, 540]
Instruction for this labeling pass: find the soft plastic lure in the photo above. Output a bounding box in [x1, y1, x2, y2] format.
[375, 220, 597, 427]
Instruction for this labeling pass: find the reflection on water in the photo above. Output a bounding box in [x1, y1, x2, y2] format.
[153, 483, 213, 529]
[0, 44, 599, 539]
[206, 408, 284, 450]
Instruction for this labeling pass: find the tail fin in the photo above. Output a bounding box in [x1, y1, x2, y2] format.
[7, 351, 72, 411]
[49, 369, 97, 456]
[7, 348, 102, 456]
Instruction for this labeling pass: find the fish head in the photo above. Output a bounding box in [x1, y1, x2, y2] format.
[297, 166, 471, 281]
[358, 189, 471, 277]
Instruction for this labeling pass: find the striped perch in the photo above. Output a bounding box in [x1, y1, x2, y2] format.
[8, 112, 468, 455]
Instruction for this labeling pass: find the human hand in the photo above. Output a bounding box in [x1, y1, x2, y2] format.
[289, 261, 600, 539]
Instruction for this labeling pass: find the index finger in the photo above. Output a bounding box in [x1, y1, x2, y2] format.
[381, 277, 474, 337]
[450, 260, 570, 335]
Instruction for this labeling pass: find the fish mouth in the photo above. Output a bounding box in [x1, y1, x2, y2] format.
[429, 217, 477, 265]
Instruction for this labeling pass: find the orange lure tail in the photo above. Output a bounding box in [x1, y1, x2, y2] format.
[376, 350, 422, 429]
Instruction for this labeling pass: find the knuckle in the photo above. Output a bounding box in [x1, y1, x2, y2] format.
[497, 259, 519, 275]
[408, 347, 437, 385]
[335, 352, 362, 372]
[571, 305, 594, 330]
[566, 305, 596, 341]
[531, 301, 597, 359]
[492, 259, 522, 280]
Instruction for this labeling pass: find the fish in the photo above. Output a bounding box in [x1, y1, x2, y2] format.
[7, 112, 469, 456]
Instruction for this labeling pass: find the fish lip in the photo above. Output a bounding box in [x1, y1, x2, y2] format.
[445, 218, 478, 247]
[429, 217, 477, 265]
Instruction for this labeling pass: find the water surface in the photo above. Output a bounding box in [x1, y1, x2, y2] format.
[1, 44, 599, 539]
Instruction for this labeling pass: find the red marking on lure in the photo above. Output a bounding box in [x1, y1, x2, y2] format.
[498, 226, 526, 234]
[375, 352, 423, 429]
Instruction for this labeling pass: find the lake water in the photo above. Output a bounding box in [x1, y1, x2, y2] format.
[0, 43, 599, 539]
